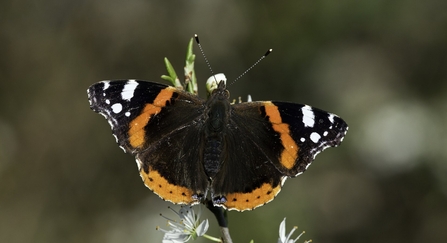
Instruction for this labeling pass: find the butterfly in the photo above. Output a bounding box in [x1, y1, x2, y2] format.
[88, 71, 348, 211]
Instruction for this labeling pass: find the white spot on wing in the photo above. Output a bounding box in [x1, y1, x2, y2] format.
[102, 81, 110, 90]
[135, 157, 143, 171]
[107, 119, 116, 129]
[305, 163, 312, 170]
[310, 132, 321, 143]
[125, 111, 131, 117]
[301, 105, 315, 127]
[340, 127, 348, 142]
[300, 137, 305, 142]
[105, 99, 110, 104]
[100, 112, 108, 119]
[328, 113, 335, 123]
[111, 103, 123, 113]
[121, 80, 138, 101]
[323, 131, 328, 136]
[112, 133, 119, 143]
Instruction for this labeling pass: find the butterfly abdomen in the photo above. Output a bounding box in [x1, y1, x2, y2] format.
[202, 88, 232, 178]
[203, 138, 223, 177]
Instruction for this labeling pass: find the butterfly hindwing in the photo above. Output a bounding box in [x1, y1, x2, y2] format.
[210, 116, 285, 210]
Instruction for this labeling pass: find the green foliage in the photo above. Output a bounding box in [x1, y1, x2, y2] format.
[162, 38, 198, 95]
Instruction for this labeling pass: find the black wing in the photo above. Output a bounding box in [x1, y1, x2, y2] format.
[87, 80, 209, 205]
[211, 101, 348, 211]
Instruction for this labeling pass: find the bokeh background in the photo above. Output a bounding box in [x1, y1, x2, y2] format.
[1, 0, 447, 242]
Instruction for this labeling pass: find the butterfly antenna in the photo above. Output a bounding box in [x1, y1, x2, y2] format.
[195, 34, 215, 78]
[228, 49, 272, 86]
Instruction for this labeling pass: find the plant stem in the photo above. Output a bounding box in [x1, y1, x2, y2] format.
[205, 199, 233, 243]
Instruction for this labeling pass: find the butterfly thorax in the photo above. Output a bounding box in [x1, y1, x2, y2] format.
[203, 81, 231, 178]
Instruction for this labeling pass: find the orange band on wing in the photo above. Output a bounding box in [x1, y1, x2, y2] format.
[223, 182, 282, 211]
[140, 167, 198, 204]
[128, 87, 175, 148]
[264, 102, 299, 169]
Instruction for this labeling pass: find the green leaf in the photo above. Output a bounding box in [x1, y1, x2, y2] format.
[161, 37, 197, 94]
[184, 37, 197, 94]
[161, 57, 182, 89]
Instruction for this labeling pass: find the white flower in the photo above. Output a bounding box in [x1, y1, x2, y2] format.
[157, 206, 209, 243]
[278, 218, 310, 243]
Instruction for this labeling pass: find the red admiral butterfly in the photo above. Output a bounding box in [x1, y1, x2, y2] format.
[88, 62, 347, 212]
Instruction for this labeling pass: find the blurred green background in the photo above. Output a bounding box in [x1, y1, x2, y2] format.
[1, 0, 447, 242]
